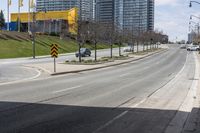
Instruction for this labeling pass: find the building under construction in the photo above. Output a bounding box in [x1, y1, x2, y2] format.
[10, 8, 78, 34]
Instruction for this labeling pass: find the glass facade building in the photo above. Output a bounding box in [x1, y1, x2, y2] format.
[36, 0, 78, 11]
[96, 0, 154, 32]
[115, 0, 154, 32]
[36, 0, 154, 31]
[96, 0, 114, 24]
[36, 0, 95, 20]
[147, 0, 154, 31]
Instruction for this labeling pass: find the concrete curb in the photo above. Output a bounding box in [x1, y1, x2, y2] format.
[51, 49, 168, 76]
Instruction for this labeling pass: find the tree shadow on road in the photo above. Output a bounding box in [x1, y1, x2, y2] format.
[0, 101, 198, 133]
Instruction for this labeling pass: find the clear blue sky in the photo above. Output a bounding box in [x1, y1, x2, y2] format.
[0, 0, 200, 41]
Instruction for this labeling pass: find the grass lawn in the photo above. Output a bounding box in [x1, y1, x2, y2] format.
[0, 32, 118, 59]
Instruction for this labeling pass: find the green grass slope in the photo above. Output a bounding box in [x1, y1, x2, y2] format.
[0, 31, 114, 59]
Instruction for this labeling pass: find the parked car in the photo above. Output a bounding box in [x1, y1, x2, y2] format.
[75, 48, 91, 57]
[187, 45, 200, 51]
[123, 46, 134, 52]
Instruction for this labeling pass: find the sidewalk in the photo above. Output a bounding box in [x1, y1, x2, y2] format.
[182, 53, 200, 133]
[25, 48, 167, 76]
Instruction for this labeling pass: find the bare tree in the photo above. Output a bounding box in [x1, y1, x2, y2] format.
[87, 21, 102, 61]
[101, 23, 116, 58]
[123, 28, 135, 53]
[114, 27, 124, 56]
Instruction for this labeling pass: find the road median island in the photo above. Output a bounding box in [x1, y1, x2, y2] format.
[25, 48, 168, 76]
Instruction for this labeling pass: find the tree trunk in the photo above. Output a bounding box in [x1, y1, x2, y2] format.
[143, 43, 145, 52]
[95, 42, 97, 61]
[132, 43, 135, 53]
[110, 43, 113, 58]
[119, 43, 121, 56]
[146, 43, 148, 51]
[150, 43, 152, 50]
[79, 42, 81, 62]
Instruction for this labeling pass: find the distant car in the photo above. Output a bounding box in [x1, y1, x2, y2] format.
[187, 45, 200, 51]
[180, 44, 187, 49]
[123, 46, 134, 52]
[75, 48, 91, 57]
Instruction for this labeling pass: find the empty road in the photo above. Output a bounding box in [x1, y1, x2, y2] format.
[0, 44, 197, 133]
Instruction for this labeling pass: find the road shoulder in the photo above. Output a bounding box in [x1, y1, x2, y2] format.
[182, 52, 200, 133]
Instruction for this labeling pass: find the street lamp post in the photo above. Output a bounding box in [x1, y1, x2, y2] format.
[189, 1, 200, 7]
[43, 7, 47, 33]
[190, 15, 200, 20]
[32, 11, 36, 59]
[189, 1, 200, 35]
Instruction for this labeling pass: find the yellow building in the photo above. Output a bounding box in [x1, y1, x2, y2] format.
[11, 8, 78, 33]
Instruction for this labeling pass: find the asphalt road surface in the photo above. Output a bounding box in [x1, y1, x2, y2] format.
[0, 44, 196, 133]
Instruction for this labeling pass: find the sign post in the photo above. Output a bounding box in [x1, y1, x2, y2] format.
[50, 44, 58, 73]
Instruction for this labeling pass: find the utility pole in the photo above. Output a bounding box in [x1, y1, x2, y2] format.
[132, 25, 135, 53]
[7, 0, 10, 31]
[32, 9, 36, 59]
[18, 1, 20, 32]
[28, 0, 30, 32]
[42, 7, 47, 33]
[77, 0, 82, 62]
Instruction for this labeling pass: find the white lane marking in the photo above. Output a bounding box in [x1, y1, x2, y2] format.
[92, 99, 146, 133]
[0, 67, 41, 86]
[25, 65, 52, 74]
[119, 73, 129, 78]
[93, 111, 128, 133]
[52, 85, 81, 94]
[93, 50, 187, 133]
[25, 71, 41, 81]
[151, 51, 188, 95]
[130, 98, 147, 108]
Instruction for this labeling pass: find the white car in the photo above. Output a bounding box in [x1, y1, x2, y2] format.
[187, 45, 200, 51]
[123, 46, 134, 52]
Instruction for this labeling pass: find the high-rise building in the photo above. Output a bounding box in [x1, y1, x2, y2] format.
[78, 0, 95, 20]
[96, 0, 154, 32]
[96, 0, 114, 24]
[36, 0, 94, 20]
[114, 0, 154, 32]
[188, 32, 196, 43]
[147, 0, 154, 31]
[36, 0, 78, 11]
[36, 0, 154, 31]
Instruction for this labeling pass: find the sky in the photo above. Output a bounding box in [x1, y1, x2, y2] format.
[0, 0, 200, 41]
[155, 0, 200, 41]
